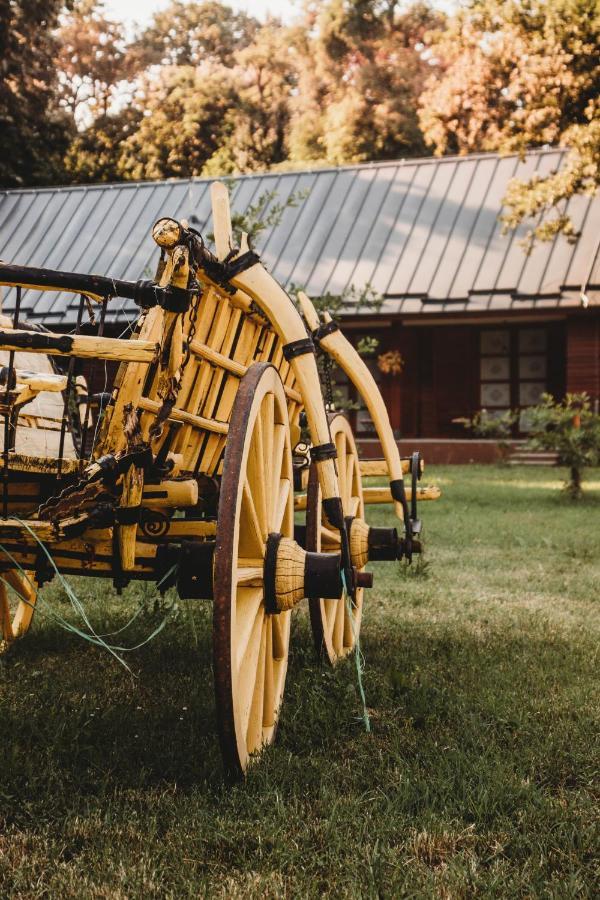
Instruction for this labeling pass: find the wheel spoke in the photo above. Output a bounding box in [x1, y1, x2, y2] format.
[336, 433, 347, 504]
[332, 587, 345, 654]
[346, 454, 355, 506]
[273, 478, 291, 533]
[246, 620, 267, 752]
[236, 566, 263, 586]
[269, 423, 287, 529]
[238, 606, 265, 736]
[272, 614, 286, 660]
[262, 392, 274, 503]
[241, 480, 266, 554]
[263, 617, 275, 728]
[348, 495, 360, 518]
[343, 601, 355, 648]
[235, 587, 263, 667]
[320, 524, 340, 546]
[250, 416, 268, 536]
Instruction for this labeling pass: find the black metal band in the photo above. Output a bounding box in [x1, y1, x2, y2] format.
[223, 250, 261, 279]
[309, 442, 337, 462]
[263, 532, 282, 614]
[0, 330, 73, 354]
[114, 506, 141, 525]
[161, 285, 192, 313]
[304, 551, 341, 600]
[312, 320, 339, 345]
[282, 338, 315, 361]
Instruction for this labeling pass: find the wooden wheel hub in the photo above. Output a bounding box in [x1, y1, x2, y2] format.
[263, 532, 342, 614]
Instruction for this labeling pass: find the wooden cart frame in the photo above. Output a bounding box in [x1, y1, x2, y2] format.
[0, 183, 439, 774]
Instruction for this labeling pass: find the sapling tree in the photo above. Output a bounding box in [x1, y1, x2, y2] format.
[526, 393, 600, 498]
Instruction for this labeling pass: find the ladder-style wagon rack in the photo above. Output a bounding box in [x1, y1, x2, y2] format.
[0, 183, 440, 775]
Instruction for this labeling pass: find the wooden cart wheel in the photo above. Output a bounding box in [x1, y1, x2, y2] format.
[213, 362, 294, 775]
[0, 570, 38, 651]
[307, 414, 365, 665]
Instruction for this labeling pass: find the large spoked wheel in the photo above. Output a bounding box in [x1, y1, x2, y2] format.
[0, 570, 38, 652]
[213, 363, 294, 776]
[307, 414, 365, 665]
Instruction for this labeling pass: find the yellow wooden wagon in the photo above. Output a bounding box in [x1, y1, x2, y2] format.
[0, 183, 439, 775]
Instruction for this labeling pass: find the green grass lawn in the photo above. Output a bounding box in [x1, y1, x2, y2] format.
[1, 465, 599, 898]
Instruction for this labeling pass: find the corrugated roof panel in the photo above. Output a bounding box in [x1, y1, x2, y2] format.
[536, 191, 591, 294]
[342, 164, 403, 293]
[561, 188, 600, 289]
[325, 165, 397, 296]
[498, 150, 563, 294]
[258, 172, 312, 269]
[1, 149, 596, 324]
[294, 168, 361, 290]
[366, 163, 429, 294]
[269, 171, 335, 284]
[386, 159, 458, 296]
[428, 156, 497, 300]
[408, 157, 478, 298]
[471, 153, 540, 294]
[303, 166, 378, 296]
[448, 155, 520, 299]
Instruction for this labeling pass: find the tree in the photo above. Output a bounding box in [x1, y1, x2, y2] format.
[202, 24, 299, 175]
[0, 0, 72, 187]
[64, 109, 142, 183]
[132, 0, 258, 69]
[526, 393, 600, 498]
[117, 65, 237, 180]
[55, 0, 133, 125]
[418, 0, 600, 240]
[288, 1, 444, 166]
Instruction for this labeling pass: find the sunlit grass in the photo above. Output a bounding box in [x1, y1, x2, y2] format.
[0, 465, 598, 897]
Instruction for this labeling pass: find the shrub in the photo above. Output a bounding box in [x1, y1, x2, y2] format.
[526, 393, 600, 497]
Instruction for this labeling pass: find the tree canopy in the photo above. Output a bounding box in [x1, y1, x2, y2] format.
[2, 0, 598, 239]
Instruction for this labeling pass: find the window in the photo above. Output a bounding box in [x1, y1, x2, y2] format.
[479, 326, 549, 434]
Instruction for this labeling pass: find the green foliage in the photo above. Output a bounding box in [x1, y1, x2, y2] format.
[118, 65, 237, 181]
[205, 180, 309, 250]
[461, 409, 517, 446]
[56, 0, 134, 123]
[131, 0, 258, 68]
[419, 0, 600, 240]
[0, 467, 598, 896]
[0, 0, 72, 187]
[526, 392, 600, 497]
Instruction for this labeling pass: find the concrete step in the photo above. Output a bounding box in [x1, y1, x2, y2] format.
[508, 450, 559, 466]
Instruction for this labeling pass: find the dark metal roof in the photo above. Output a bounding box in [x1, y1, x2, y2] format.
[1, 148, 598, 325]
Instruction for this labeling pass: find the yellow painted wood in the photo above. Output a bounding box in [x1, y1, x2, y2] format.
[0, 329, 158, 363]
[297, 291, 405, 521]
[118, 464, 144, 571]
[360, 458, 425, 477]
[141, 479, 198, 508]
[137, 397, 229, 435]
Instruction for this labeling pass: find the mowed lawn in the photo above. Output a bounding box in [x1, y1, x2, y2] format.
[1, 465, 599, 898]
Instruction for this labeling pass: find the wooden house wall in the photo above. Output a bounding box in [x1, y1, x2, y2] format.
[566, 316, 600, 401]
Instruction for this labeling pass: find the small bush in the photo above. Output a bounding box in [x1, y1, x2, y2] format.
[526, 392, 600, 497]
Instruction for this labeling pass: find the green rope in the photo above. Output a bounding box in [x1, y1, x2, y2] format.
[3, 522, 173, 668]
[341, 569, 371, 733]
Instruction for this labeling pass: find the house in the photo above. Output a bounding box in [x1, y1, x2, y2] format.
[1, 148, 598, 462]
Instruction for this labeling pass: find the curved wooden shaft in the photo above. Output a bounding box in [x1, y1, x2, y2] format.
[297, 292, 404, 521]
[230, 268, 339, 502]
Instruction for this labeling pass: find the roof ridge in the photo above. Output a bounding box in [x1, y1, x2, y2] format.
[0, 147, 565, 196]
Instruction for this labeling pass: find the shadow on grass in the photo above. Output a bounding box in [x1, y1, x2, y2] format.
[1, 610, 596, 821]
